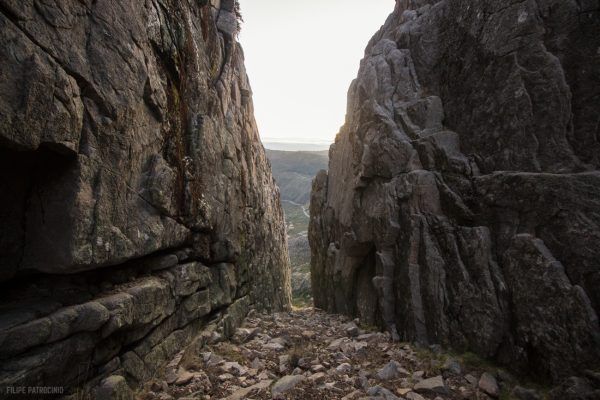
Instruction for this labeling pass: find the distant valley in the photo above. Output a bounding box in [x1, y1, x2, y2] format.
[265, 149, 329, 303]
[266, 149, 329, 205]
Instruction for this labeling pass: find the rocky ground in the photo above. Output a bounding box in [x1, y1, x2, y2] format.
[138, 308, 548, 400]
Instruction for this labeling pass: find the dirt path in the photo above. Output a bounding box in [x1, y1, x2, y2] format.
[282, 200, 310, 218]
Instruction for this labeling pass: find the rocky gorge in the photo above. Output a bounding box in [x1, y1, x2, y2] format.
[310, 0, 600, 391]
[1, 0, 600, 398]
[0, 0, 290, 396]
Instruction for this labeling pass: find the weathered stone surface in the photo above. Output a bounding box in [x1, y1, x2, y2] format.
[548, 376, 600, 400]
[0, 301, 109, 358]
[0, 0, 290, 306]
[502, 234, 600, 380]
[95, 375, 133, 400]
[478, 372, 500, 398]
[272, 375, 305, 396]
[413, 376, 447, 395]
[377, 360, 408, 381]
[406, 392, 425, 400]
[225, 379, 272, 400]
[310, 0, 600, 383]
[366, 385, 402, 400]
[0, 0, 290, 396]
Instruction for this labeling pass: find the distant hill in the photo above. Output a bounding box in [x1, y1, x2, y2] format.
[266, 149, 329, 205]
[263, 141, 331, 151]
[266, 149, 329, 304]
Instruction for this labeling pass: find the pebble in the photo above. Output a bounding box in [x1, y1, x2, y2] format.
[225, 379, 272, 400]
[412, 370, 425, 380]
[309, 372, 327, 383]
[465, 373, 478, 386]
[311, 364, 325, 372]
[336, 362, 353, 373]
[263, 342, 285, 351]
[218, 373, 233, 381]
[174, 371, 195, 386]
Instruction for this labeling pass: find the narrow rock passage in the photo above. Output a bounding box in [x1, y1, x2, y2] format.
[139, 308, 535, 400]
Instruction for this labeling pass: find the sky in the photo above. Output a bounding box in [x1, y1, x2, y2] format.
[238, 0, 396, 146]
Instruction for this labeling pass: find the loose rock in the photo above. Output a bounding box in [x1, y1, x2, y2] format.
[272, 375, 306, 396]
[414, 376, 448, 395]
[479, 372, 500, 398]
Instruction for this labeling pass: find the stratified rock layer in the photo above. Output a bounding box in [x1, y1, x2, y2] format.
[310, 0, 600, 382]
[0, 0, 291, 394]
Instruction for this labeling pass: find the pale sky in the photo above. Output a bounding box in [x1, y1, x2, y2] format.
[238, 0, 396, 145]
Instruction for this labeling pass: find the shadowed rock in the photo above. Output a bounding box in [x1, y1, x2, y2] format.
[310, 0, 600, 383]
[0, 0, 290, 395]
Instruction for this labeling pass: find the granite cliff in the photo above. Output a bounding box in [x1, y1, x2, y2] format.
[0, 0, 291, 395]
[310, 0, 600, 384]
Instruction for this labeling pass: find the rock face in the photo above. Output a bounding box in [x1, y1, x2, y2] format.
[0, 0, 290, 395]
[310, 0, 600, 383]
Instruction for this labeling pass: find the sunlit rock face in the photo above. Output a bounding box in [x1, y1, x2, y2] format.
[0, 0, 290, 393]
[310, 0, 600, 382]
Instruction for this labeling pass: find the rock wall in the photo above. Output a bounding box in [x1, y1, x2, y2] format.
[0, 0, 291, 395]
[310, 0, 600, 383]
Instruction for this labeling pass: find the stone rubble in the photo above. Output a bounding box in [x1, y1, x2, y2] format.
[139, 308, 552, 400]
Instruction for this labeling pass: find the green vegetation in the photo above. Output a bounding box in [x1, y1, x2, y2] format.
[459, 351, 498, 371]
[267, 149, 328, 176]
[266, 150, 328, 204]
[266, 149, 328, 308]
[282, 201, 309, 237]
[292, 294, 313, 308]
[294, 263, 310, 274]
